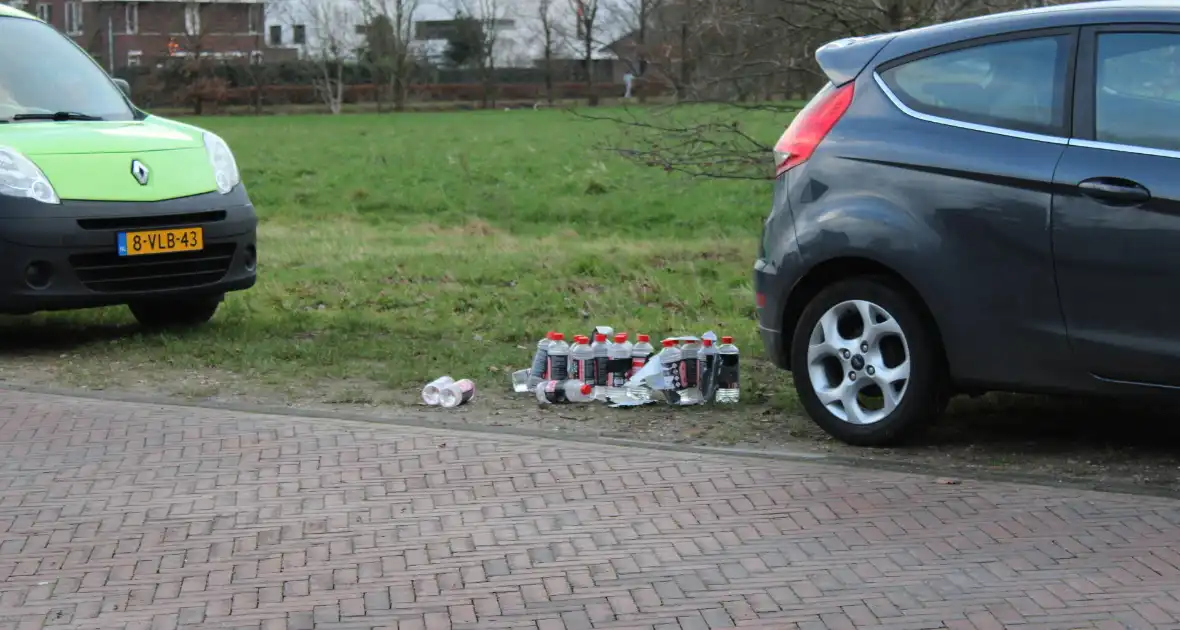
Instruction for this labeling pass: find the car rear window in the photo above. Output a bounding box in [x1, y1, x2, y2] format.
[0, 17, 135, 122]
[879, 35, 1070, 137]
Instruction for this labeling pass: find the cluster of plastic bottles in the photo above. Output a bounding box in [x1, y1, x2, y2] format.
[522, 326, 739, 405]
[655, 335, 741, 405]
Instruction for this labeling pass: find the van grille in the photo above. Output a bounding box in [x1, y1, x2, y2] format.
[70, 243, 236, 293]
[76, 211, 227, 231]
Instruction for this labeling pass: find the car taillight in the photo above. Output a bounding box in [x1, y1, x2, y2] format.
[773, 82, 855, 178]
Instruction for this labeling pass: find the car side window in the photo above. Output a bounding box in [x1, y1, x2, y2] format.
[1095, 32, 1180, 152]
[880, 35, 1070, 136]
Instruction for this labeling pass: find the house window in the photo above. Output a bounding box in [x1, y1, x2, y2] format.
[247, 4, 259, 34]
[35, 2, 50, 24]
[127, 50, 142, 67]
[293, 23, 305, 44]
[64, 1, 82, 34]
[125, 2, 138, 34]
[184, 3, 200, 36]
[269, 24, 282, 46]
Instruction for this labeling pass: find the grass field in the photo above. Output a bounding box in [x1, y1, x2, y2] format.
[0, 106, 793, 407]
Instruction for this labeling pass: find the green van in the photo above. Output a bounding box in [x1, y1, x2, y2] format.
[0, 4, 257, 327]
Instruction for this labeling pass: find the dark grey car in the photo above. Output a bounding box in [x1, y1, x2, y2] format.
[755, 0, 1180, 446]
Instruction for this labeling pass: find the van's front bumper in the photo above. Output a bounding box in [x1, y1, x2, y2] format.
[0, 187, 257, 315]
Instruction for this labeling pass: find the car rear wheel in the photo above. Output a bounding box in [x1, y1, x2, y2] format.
[129, 294, 223, 329]
[789, 276, 949, 446]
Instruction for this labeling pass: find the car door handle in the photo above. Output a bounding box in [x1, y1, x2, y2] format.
[1077, 177, 1151, 204]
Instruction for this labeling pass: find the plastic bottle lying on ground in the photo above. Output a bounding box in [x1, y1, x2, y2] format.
[439, 379, 476, 408]
[422, 376, 455, 405]
[535, 380, 594, 404]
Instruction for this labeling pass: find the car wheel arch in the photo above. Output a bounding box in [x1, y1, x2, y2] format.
[779, 256, 948, 374]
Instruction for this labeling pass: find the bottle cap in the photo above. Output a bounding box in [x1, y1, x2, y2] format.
[553, 333, 565, 341]
[614, 333, 628, 343]
[595, 333, 607, 342]
[579, 383, 592, 395]
[547, 331, 556, 339]
[637, 334, 649, 342]
[703, 338, 713, 346]
[721, 336, 733, 344]
[662, 339, 676, 347]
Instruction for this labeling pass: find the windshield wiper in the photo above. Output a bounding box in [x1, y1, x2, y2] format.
[10, 111, 103, 122]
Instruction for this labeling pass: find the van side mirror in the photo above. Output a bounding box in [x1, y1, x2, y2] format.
[113, 78, 131, 98]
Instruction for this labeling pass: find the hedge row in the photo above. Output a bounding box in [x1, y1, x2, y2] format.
[136, 80, 671, 107]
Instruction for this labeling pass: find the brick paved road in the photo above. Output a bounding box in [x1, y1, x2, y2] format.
[0, 393, 1177, 630]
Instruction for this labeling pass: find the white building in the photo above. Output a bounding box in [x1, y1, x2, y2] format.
[262, 0, 623, 66]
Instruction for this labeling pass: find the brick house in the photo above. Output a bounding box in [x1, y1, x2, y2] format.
[3, 0, 293, 71]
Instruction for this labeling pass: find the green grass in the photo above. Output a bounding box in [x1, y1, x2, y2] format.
[0, 106, 794, 405]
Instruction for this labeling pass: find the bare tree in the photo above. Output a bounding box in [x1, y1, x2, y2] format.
[571, 0, 602, 105]
[356, 0, 420, 111]
[451, 0, 507, 108]
[612, 0, 662, 101]
[532, 0, 565, 104]
[298, 0, 361, 114]
[585, 0, 1079, 178]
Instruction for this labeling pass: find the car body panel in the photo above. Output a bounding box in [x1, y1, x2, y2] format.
[34, 149, 218, 202]
[814, 34, 897, 87]
[783, 74, 1078, 390]
[0, 119, 201, 156]
[0, 4, 31, 18]
[871, 1, 1180, 65]
[1048, 22, 1180, 389]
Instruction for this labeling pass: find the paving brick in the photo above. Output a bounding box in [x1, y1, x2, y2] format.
[0, 391, 1178, 629]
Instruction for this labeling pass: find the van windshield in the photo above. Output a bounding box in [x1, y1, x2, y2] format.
[0, 16, 135, 122]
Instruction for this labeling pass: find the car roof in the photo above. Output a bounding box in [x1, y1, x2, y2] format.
[879, 0, 1180, 61]
[0, 4, 36, 19]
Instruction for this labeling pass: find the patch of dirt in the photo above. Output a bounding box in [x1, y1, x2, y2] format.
[3, 357, 1180, 496]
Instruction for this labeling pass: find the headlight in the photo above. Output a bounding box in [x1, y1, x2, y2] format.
[0, 146, 58, 204]
[203, 132, 240, 194]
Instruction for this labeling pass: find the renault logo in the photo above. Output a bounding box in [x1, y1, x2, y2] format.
[130, 159, 149, 186]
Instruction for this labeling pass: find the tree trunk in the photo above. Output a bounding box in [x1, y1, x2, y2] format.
[584, 33, 597, 106]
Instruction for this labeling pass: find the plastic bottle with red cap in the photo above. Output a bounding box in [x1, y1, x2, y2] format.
[546, 332, 570, 381]
[625, 333, 654, 402]
[590, 333, 610, 400]
[658, 338, 683, 403]
[716, 336, 740, 403]
[535, 380, 594, 404]
[569, 335, 592, 383]
[606, 333, 632, 401]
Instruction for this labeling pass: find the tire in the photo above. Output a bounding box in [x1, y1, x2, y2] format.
[129, 294, 223, 329]
[789, 275, 949, 446]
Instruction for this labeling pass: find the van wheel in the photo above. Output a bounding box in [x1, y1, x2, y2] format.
[789, 276, 949, 446]
[130, 294, 222, 329]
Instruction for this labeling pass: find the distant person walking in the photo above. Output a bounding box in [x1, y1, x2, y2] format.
[623, 72, 634, 99]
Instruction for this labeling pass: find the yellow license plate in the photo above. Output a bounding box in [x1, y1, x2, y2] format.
[118, 227, 204, 256]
